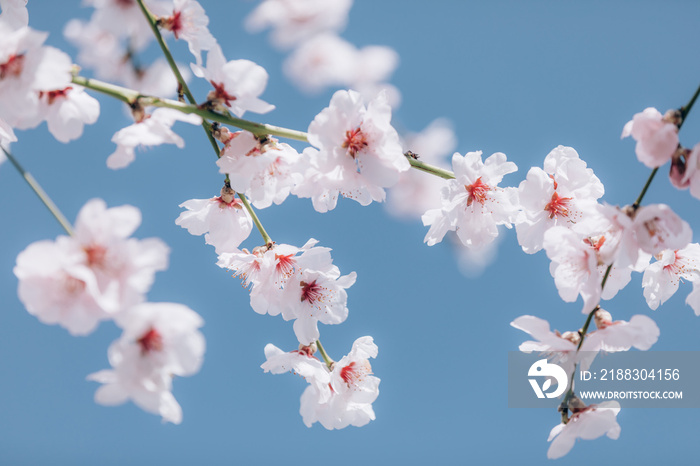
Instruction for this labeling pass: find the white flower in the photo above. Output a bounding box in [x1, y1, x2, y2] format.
[245, 0, 353, 49]
[191, 44, 274, 117]
[516, 146, 604, 254]
[543, 227, 602, 313]
[302, 336, 379, 429]
[175, 186, 254, 254]
[631, 203, 691, 256]
[622, 107, 679, 168]
[642, 244, 700, 312]
[106, 108, 202, 169]
[0, 0, 29, 30]
[158, 0, 216, 65]
[14, 199, 170, 335]
[283, 33, 398, 95]
[294, 89, 409, 212]
[547, 401, 621, 459]
[422, 151, 518, 248]
[282, 244, 356, 345]
[217, 130, 302, 209]
[0, 22, 73, 126]
[87, 302, 206, 424]
[17, 86, 100, 143]
[586, 311, 660, 352]
[262, 336, 380, 430]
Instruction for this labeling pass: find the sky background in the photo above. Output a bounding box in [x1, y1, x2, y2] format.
[1, 0, 700, 464]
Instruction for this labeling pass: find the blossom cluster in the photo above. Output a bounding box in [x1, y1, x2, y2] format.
[2, 0, 700, 460]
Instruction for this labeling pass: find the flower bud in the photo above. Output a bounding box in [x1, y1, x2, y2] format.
[560, 331, 581, 346]
[594, 308, 613, 329]
[298, 342, 317, 356]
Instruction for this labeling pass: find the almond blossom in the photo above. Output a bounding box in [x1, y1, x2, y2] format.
[516, 145, 604, 254]
[175, 184, 254, 254]
[156, 0, 216, 65]
[262, 336, 380, 430]
[283, 33, 398, 98]
[622, 107, 679, 168]
[14, 199, 170, 335]
[106, 107, 202, 169]
[642, 243, 700, 314]
[631, 203, 692, 256]
[216, 129, 301, 209]
[585, 309, 660, 352]
[422, 151, 518, 248]
[543, 226, 602, 313]
[17, 86, 100, 143]
[0, 20, 73, 126]
[191, 44, 274, 117]
[281, 244, 356, 345]
[547, 401, 621, 459]
[87, 302, 206, 424]
[293, 89, 409, 212]
[245, 0, 353, 49]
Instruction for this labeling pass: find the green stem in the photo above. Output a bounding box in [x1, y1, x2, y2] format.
[315, 339, 334, 369]
[237, 193, 272, 245]
[2, 147, 74, 236]
[407, 156, 456, 180]
[680, 82, 700, 121]
[71, 75, 309, 142]
[631, 168, 659, 210]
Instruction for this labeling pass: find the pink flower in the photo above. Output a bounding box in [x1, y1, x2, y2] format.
[642, 244, 700, 312]
[422, 151, 518, 249]
[87, 302, 206, 424]
[158, 0, 216, 65]
[622, 107, 679, 168]
[175, 186, 254, 254]
[586, 311, 660, 352]
[245, 0, 353, 50]
[294, 89, 409, 212]
[631, 203, 691, 256]
[516, 146, 604, 254]
[262, 336, 380, 430]
[681, 143, 700, 200]
[14, 199, 170, 335]
[191, 44, 274, 117]
[217, 130, 301, 209]
[547, 401, 621, 459]
[107, 108, 202, 169]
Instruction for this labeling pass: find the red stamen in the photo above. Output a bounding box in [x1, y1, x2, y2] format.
[342, 127, 368, 158]
[84, 244, 107, 267]
[465, 177, 491, 206]
[209, 81, 237, 107]
[39, 87, 72, 105]
[137, 327, 163, 355]
[0, 54, 25, 80]
[544, 192, 572, 219]
[300, 280, 322, 304]
[275, 253, 295, 277]
[583, 235, 606, 252]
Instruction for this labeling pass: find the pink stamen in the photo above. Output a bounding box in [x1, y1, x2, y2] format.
[137, 327, 163, 355]
[544, 192, 572, 219]
[342, 127, 368, 158]
[465, 177, 491, 206]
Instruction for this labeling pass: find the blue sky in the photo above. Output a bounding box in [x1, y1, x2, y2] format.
[1, 1, 699, 464]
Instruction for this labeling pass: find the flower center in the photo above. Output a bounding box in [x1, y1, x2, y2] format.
[300, 280, 323, 304]
[137, 327, 163, 355]
[275, 253, 296, 278]
[544, 192, 572, 219]
[340, 360, 372, 387]
[0, 54, 25, 80]
[209, 81, 237, 108]
[84, 244, 108, 267]
[342, 127, 368, 158]
[39, 87, 72, 105]
[465, 177, 491, 206]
